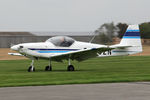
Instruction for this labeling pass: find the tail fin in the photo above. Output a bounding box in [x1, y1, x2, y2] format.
[119, 25, 142, 54]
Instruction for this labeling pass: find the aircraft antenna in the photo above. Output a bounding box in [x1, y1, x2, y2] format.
[89, 31, 97, 43]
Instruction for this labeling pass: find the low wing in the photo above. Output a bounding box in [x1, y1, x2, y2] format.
[51, 47, 112, 62]
[50, 45, 133, 62]
[8, 53, 23, 56]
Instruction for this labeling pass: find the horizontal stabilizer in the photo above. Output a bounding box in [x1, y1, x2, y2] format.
[110, 45, 132, 49]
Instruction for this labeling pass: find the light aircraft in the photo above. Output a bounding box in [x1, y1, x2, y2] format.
[9, 25, 142, 72]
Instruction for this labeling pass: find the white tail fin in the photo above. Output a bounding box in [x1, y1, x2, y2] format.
[119, 25, 142, 54]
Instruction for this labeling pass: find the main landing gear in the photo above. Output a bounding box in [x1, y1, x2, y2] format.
[27, 58, 75, 72]
[67, 58, 75, 71]
[45, 59, 52, 71]
[67, 65, 75, 71]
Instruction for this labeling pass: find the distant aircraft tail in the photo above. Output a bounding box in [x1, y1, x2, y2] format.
[119, 25, 142, 54]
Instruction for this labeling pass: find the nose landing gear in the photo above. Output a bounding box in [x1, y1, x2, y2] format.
[28, 60, 35, 72]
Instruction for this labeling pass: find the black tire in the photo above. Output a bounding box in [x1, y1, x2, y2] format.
[28, 66, 35, 72]
[45, 66, 52, 71]
[67, 65, 75, 71]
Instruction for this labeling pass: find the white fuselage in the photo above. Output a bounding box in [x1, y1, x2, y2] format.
[11, 41, 131, 59]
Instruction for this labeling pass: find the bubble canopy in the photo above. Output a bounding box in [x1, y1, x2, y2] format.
[46, 36, 75, 47]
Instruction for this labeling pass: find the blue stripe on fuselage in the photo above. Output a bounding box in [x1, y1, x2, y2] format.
[38, 50, 71, 53]
[29, 48, 79, 51]
[28, 48, 79, 53]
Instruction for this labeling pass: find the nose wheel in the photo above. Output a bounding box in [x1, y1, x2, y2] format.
[28, 66, 35, 72]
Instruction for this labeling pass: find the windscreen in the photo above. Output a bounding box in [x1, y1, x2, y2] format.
[46, 36, 75, 47]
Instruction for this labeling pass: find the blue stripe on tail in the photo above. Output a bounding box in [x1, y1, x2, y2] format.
[123, 29, 140, 39]
[126, 30, 139, 32]
[124, 32, 140, 36]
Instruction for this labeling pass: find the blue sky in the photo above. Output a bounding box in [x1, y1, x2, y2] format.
[0, 0, 149, 32]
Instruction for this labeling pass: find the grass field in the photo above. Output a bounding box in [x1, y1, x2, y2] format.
[0, 56, 150, 87]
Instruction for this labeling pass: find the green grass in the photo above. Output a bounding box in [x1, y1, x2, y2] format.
[0, 56, 150, 87]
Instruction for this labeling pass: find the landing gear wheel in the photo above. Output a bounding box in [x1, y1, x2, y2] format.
[67, 65, 75, 71]
[45, 66, 52, 71]
[28, 66, 35, 72]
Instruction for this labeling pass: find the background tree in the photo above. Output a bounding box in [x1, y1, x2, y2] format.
[140, 22, 150, 39]
[95, 22, 118, 44]
[116, 23, 128, 38]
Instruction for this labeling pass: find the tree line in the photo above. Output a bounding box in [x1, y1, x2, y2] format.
[95, 22, 150, 44]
